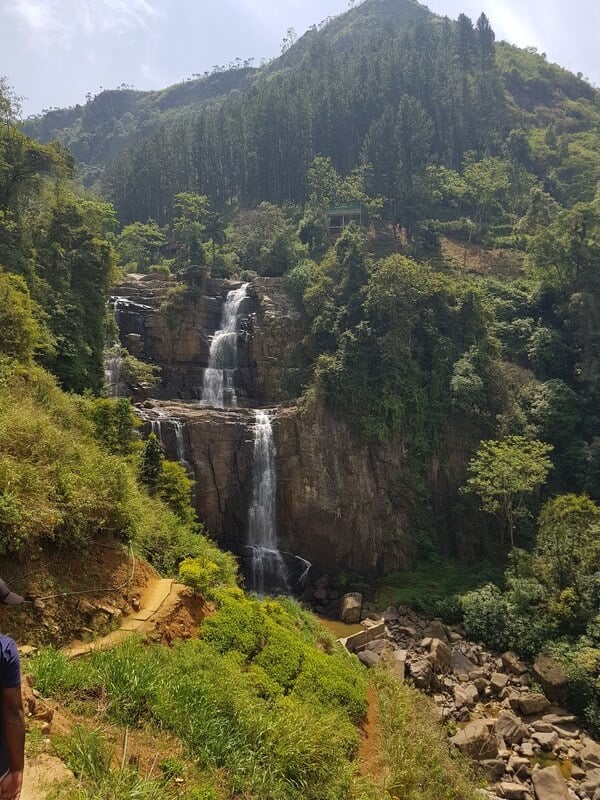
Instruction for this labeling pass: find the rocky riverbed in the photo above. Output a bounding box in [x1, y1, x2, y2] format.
[343, 602, 600, 800]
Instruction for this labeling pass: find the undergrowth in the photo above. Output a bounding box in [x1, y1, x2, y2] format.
[373, 669, 479, 800]
[29, 593, 370, 800]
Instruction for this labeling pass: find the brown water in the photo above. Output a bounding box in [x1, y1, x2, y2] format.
[317, 616, 364, 639]
[532, 752, 573, 780]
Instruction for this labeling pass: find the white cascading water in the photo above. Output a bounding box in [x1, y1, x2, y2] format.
[202, 284, 249, 408]
[248, 411, 290, 595]
[103, 297, 129, 396]
[150, 419, 163, 447]
[173, 420, 189, 467]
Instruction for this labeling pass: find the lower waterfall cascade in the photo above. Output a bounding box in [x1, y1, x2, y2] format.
[247, 411, 290, 595]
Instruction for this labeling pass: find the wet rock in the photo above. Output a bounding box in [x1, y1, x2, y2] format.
[495, 711, 529, 745]
[451, 719, 498, 760]
[531, 656, 568, 705]
[340, 593, 362, 624]
[531, 765, 571, 800]
[519, 694, 551, 716]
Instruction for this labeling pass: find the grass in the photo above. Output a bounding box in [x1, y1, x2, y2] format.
[372, 669, 479, 800]
[29, 594, 371, 800]
[375, 558, 502, 621]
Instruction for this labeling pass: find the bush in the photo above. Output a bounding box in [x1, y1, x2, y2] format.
[461, 584, 511, 650]
[179, 558, 221, 597]
[373, 669, 478, 800]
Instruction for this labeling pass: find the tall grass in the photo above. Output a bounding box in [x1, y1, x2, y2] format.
[31, 595, 371, 800]
[373, 669, 478, 800]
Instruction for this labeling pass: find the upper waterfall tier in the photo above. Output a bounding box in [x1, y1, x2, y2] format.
[202, 283, 249, 408]
[110, 273, 305, 406]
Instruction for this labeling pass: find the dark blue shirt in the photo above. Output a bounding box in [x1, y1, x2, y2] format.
[0, 636, 21, 777]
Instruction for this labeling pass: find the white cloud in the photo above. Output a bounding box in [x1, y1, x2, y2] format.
[9, 0, 162, 43]
[486, 0, 543, 50]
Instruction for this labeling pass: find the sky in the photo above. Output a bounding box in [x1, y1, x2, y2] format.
[1, 0, 598, 117]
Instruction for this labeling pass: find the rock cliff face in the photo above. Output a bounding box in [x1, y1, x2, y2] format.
[140, 401, 418, 576]
[274, 405, 416, 574]
[114, 273, 306, 405]
[113, 272, 259, 402]
[121, 272, 492, 578]
[250, 278, 307, 403]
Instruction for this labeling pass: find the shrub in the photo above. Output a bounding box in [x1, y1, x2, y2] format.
[461, 584, 511, 650]
[373, 669, 478, 800]
[179, 558, 221, 597]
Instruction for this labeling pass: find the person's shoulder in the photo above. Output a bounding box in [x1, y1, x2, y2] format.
[0, 635, 18, 657]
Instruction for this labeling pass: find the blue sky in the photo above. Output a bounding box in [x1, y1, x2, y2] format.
[1, 0, 598, 116]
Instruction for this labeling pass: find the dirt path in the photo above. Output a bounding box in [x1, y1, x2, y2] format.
[24, 578, 191, 799]
[358, 687, 386, 785]
[21, 755, 75, 800]
[63, 577, 185, 657]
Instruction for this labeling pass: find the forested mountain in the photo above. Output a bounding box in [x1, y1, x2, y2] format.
[4, 0, 600, 786]
[23, 67, 255, 187]
[23, 0, 599, 228]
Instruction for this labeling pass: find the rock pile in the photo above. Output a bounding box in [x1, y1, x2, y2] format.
[348, 604, 600, 800]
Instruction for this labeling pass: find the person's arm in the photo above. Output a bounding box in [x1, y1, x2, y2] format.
[0, 687, 24, 799]
[0, 640, 24, 800]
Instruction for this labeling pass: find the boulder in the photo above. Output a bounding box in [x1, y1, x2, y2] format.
[482, 759, 507, 782]
[502, 652, 528, 676]
[500, 781, 531, 799]
[519, 693, 551, 716]
[532, 732, 559, 751]
[423, 620, 448, 642]
[383, 650, 406, 682]
[383, 606, 399, 622]
[531, 656, 568, 704]
[531, 766, 571, 800]
[453, 683, 479, 708]
[490, 672, 509, 693]
[452, 649, 476, 681]
[582, 769, 600, 793]
[495, 711, 528, 745]
[430, 638, 452, 673]
[358, 651, 380, 668]
[410, 658, 433, 690]
[450, 719, 498, 760]
[508, 756, 532, 781]
[340, 593, 362, 624]
[581, 739, 600, 770]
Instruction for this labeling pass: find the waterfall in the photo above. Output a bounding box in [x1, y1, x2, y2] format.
[248, 411, 290, 595]
[202, 283, 249, 408]
[173, 420, 187, 465]
[150, 419, 163, 447]
[103, 296, 129, 397]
